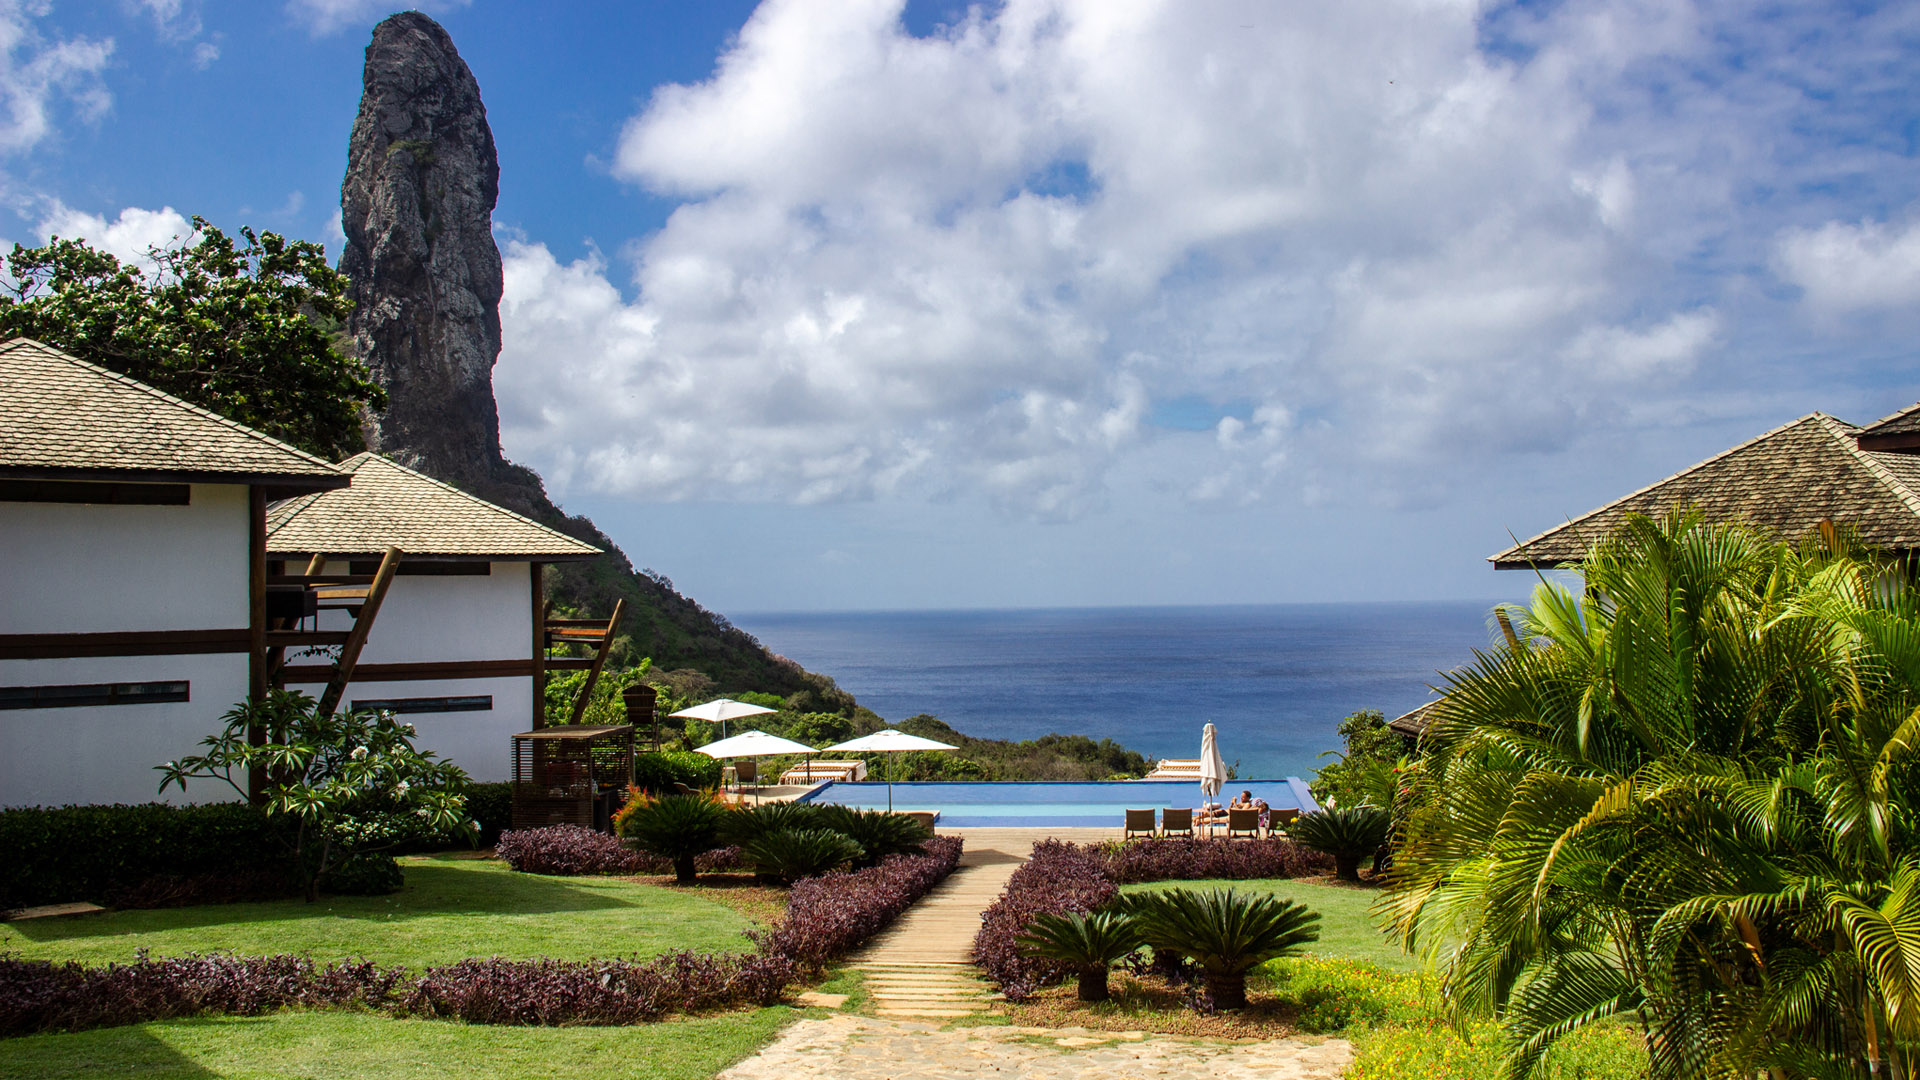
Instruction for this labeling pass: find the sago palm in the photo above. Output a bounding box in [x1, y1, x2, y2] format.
[617, 792, 728, 883]
[1122, 887, 1319, 1009]
[1016, 909, 1145, 1002]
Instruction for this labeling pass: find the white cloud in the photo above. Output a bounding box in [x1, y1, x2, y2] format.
[36, 202, 192, 268]
[0, 4, 112, 154]
[1775, 217, 1920, 314]
[284, 0, 470, 37]
[496, 0, 1902, 518]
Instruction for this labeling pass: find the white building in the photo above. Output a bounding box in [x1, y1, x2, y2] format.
[0, 338, 349, 807]
[265, 454, 602, 782]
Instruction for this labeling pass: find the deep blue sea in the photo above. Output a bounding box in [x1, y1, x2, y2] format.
[732, 602, 1503, 780]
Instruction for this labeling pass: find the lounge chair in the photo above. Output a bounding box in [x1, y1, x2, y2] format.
[1227, 807, 1261, 839]
[734, 759, 758, 787]
[1267, 807, 1300, 836]
[1162, 807, 1194, 838]
[1124, 808, 1157, 840]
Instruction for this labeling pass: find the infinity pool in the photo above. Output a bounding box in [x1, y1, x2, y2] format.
[796, 779, 1319, 828]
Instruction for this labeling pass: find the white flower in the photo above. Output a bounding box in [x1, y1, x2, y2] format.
[393, 781, 410, 795]
[350, 746, 368, 761]
[414, 808, 430, 819]
[469, 819, 481, 831]
[402, 723, 416, 736]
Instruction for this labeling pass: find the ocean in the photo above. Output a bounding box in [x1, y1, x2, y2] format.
[732, 601, 1504, 780]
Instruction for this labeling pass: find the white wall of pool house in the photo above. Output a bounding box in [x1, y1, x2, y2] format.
[0, 484, 252, 807]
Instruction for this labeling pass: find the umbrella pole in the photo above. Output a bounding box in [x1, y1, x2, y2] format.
[887, 752, 893, 813]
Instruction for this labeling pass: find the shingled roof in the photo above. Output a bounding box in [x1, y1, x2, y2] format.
[1858, 402, 1920, 452]
[0, 337, 347, 492]
[1489, 412, 1920, 569]
[267, 454, 602, 561]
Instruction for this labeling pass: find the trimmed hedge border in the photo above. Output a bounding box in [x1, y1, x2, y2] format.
[494, 824, 746, 877]
[0, 836, 964, 1037]
[0, 803, 292, 911]
[972, 837, 1333, 1000]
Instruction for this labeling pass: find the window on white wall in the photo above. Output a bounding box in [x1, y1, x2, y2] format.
[0, 681, 190, 710]
[350, 695, 493, 714]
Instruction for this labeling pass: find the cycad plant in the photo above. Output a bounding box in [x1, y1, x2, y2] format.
[1015, 909, 1144, 1002]
[1290, 806, 1390, 882]
[815, 805, 931, 868]
[615, 792, 727, 883]
[1122, 887, 1319, 1009]
[721, 801, 826, 846]
[741, 827, 863, 885]
[1386, 509, 1920, 1079]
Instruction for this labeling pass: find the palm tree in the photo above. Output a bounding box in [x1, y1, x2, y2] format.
[1291, 806, 1390, 882]
[1123, 887, 1319, 1009]
[617, 792, 728, 883]
[1016, 909, 1145, 1002]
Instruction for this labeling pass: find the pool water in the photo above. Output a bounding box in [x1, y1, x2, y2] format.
[796, 779, 1319, 828]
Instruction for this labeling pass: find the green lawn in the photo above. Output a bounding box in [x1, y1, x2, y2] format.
[1120, 876, 1419, 971]
[0, 855, 757, 969]
[0, 1009, 797, 1080]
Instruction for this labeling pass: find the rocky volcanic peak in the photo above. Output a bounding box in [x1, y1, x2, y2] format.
[340, 11, 504, 489]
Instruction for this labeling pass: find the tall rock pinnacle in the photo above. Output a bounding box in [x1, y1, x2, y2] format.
[340, 12, 504, 487]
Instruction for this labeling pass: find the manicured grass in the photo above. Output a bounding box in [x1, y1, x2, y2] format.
[0, 1008, 798, 1080]
[0, 856, 757, 969]
[1120, 876, 1418, 971]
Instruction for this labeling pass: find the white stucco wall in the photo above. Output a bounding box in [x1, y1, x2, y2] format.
[0, 484, 254, 808]
[0, 484, 249, 633]
[342, 675, 530, 783]
[0, 654, 248, 807]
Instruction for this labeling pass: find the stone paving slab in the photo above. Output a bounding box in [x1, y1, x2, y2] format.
[720, 1015, 1353, 1079]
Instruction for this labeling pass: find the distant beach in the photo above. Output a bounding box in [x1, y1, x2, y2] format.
[734, 601, 1505, 780]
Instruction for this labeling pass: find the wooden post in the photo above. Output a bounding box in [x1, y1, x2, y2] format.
[530, 562, 546, 729]
[316, 546, 402, 717]
[567, 598, 626, 725]
[248, 485, 268, 802]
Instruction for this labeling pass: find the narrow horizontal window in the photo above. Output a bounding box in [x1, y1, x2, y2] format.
[348, 560, 490, 576]
[350, 695, 493, 715]
[0, 680, 190, 710]
[0, 481, 190, 505]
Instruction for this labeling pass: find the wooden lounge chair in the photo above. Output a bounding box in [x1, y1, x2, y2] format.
[1124, 808, 1157, 840]
[734, 759, 758, 787]
[1267, 807, 1300, 836]
[1227, 807, 1261, 839]
[1162, 807, 1194, 838]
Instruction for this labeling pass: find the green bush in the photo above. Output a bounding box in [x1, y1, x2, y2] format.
[317, 852, 404, 895]
[0, 802, 290, 909]
[721, 801, 826, 847]
[631, 750, 722, 793]
[741, 827, 862, 885]
[616, 793, 728, 883]
[464, 781, 513, 845]
[1016, 909, 1144, 1002]
[1290, 806, 1391, 882]
[814, 806, 931, 868]
[1122, 887, 1320, 1009]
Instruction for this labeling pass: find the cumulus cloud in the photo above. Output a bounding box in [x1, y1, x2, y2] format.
[495, 0, 1907, 518]
[1775, 218, 1920, 314]
[0, 3, 112, 154]
[36, 202, 192, 268]
[284, 0, 469, 37]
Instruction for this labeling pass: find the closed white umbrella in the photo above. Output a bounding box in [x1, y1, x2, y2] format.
[670, 698, 777, 740]
[1200, 722, 1227, 806]
[821, 729, 958, 812]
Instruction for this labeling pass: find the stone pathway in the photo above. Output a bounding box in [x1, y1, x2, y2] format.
[720, 1015, 1353, 1080]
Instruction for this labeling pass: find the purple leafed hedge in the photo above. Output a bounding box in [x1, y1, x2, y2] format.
[402, 951, 794, 1025]
[972, 837, 1331, 1001]
[0, 954, 402, 1036]
[758, 835, 964, 970]
[493, 825, 743, 877]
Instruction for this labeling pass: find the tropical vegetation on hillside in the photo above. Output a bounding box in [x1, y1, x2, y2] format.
[1387, 509, 1920, 1079]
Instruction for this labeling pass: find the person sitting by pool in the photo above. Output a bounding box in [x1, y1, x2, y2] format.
[1197, 800, 1230, 825]
[1230, 791, 1256, 810]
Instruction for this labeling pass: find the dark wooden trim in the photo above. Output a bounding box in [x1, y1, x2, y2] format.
[262, 630, 353, 648]
[347, 560, 490, 576]
[0, 465, 347, 493]
[0, 480, 190, 505]
[530, 561, 546, 730]
[1858, 432, 1920, 453]
[567, 599, 626, 725]
[544, 657, 595, 671]
[0, 628, 250, 660]
[317, 546, 402, 717]
[280, 658, 542, 683]
[248, 485, 268, 803]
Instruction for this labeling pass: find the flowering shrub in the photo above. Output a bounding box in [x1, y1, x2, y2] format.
[758, 835, 964, 970]
[0, 953, 402, 1036]
[1098, 837, 1332, 884]
[975, 838, 1332, 1000]
[401, 951, 794, 1024]
[494, 825, 744, 877]
[974, 840, 1118, 1000]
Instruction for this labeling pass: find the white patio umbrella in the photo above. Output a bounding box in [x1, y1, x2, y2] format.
[696, 730, 818, 793]
[820, 729, 958, 812]
[670, 698, 777, 741]
[1200, 721, 1227, 808]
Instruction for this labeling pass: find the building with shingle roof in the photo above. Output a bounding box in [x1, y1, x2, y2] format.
[0, 337, 349, 808]
[267, 454, 605, 781]
[1489, 410, 1920, 569]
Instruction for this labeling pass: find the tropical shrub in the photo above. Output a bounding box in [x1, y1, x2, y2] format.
[630, 749, 724, 793]
[0, 954, 403, 1037]
[741, 827, 863, 885]
[720, 801, 827, 846]
[615, 792, 729, 883]
[760, 835, 965, 969]
[1016, 909, 1144, 1002]
[1098, 836, 1332, 884]
[495, 825, 643, 876]
[974, 840, 1120, 999]
[1386, 509, 1920, 1078]
[0, 801, 290, 909]
[1291, 807, 1390, 882]
[814, 805, 932, 867]
[316, 852, 404, 895]
[401, 952, 794, 1024]
[1122, 887, 1320, 1009]
[157, 691, 474, 901]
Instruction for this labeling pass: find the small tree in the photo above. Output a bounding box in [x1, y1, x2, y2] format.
[157, 690, 473, 901]
[616, 791, 728, 883]
[1123, 888, 1320, 1010]
[1016, 909, 1145, 1002]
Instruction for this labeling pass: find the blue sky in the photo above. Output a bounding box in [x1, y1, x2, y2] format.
[12, 0, 1920, 613]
